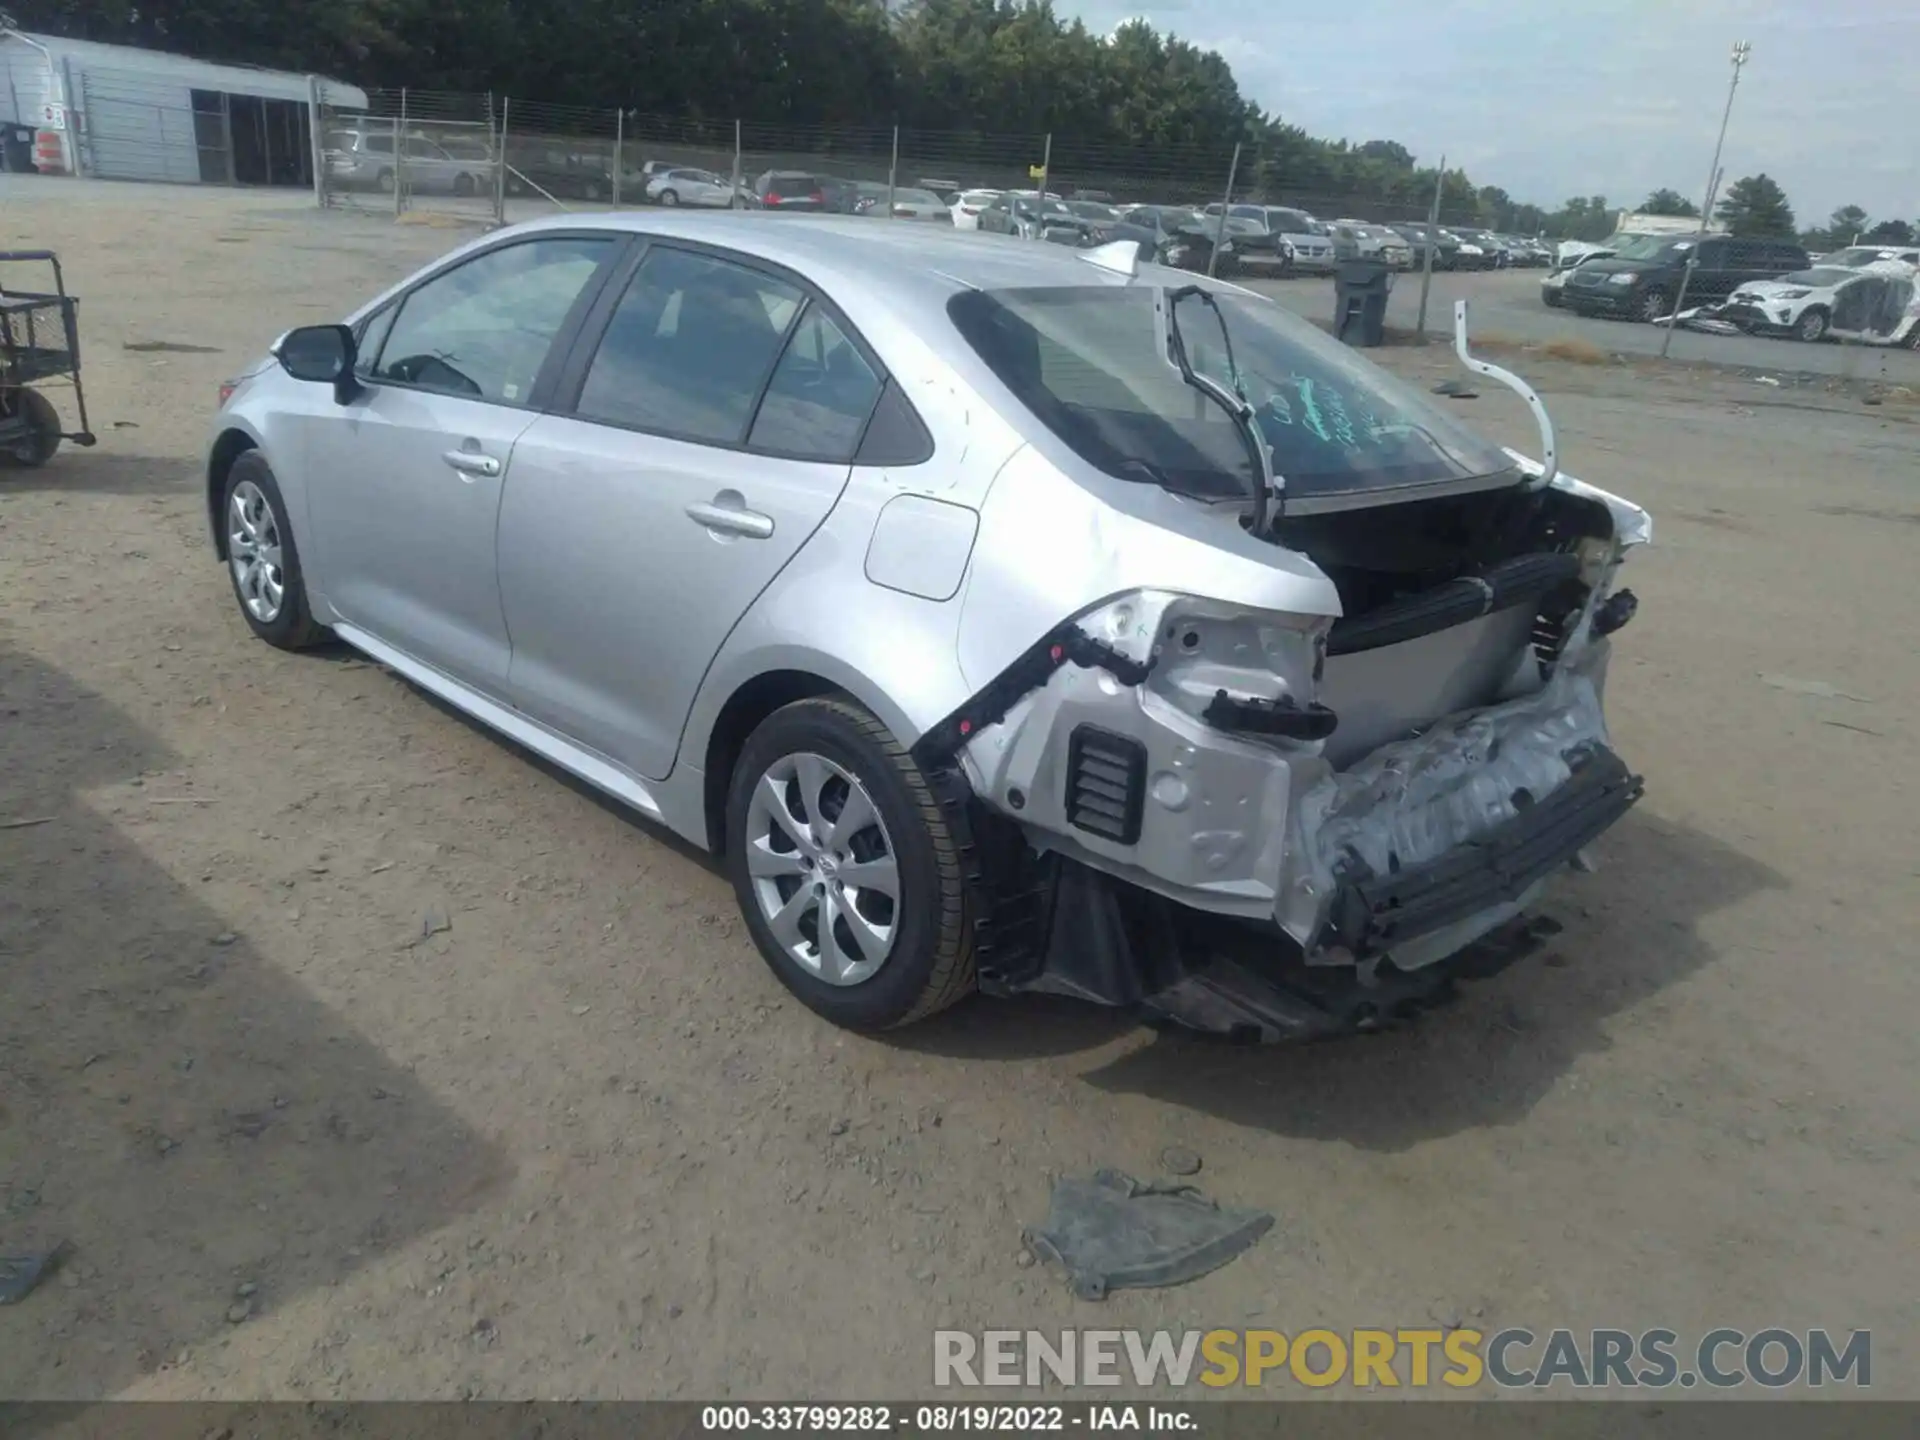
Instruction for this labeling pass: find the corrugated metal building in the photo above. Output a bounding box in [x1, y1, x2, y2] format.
[0, 31, 366, 186]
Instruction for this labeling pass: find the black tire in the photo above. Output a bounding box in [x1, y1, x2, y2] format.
[1542, 289, 1563, 309]
[1636, 287, 1670, 323]
[1794, 306, 1829, 343]
[726, 697, 975, 1030]
[453, 173, 477, 197]
[0, 387, 61, 467]
[659, 189, 680, 207]
[220, 452, 327, 651]
[376, 168, 395, 194]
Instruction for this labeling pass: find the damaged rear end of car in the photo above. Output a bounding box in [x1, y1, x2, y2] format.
[917, 265, 1650, 1040]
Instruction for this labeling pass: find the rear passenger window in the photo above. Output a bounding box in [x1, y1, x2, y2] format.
[374, 236, 612, 404]
[748, 306, 882, 462]
[576, 248, 802, 444]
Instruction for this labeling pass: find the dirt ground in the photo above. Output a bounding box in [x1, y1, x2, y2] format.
[1, 180, 1915, 1403]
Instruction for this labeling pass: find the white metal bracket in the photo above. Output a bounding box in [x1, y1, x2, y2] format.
[1453, 299, 1557, 489]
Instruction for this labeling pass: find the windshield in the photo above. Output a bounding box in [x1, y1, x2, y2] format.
[946, 286, 1516, 506]
[1780, 268, 1853, 288]
[1828, 247, 1901, 267]
[1067, 201, 1119, 221]
[1612, 235, 1692, 261]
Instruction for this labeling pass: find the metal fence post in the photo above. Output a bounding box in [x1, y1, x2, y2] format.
[612, 107, 624, 207]
[495, 96, 510, 224]
[393, 90, 407, 216]
[1207, 142, 1242, 277]
[307, 76, 325, 207]
[1034, 133, 1052, 239]
[731, 119, 742, 208]
[886, 125, 898, 219]
[1415, 153, 1445, 336]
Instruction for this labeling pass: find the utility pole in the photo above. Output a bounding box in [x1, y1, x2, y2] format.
[1415, 153, 1445, 336]
[1663, 40, 1750, 358]
[1206, 143, 1242, 278]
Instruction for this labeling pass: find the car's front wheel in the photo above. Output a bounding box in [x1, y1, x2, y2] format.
[1794, 306, 1830, 342]
[1636, 287, 1671, 323]
[222, 452, 326, 650]
[726, 697, 975, 1030]
[659, 189, 680, 207]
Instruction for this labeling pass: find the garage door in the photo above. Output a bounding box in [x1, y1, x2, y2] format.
[79, 65, 207, 182]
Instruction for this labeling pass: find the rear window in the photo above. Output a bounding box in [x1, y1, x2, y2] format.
[947, 287, 1516, 505]
[768, 174, 820, 193]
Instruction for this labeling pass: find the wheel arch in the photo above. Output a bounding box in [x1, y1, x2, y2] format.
[206, 426, 261, 558]
[693, 657, 933, 856]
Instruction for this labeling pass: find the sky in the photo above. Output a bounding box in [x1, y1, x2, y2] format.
[1059, 0, 1920, 227]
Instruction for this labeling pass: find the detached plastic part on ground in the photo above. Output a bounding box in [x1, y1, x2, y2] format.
[0, 1241, 71, 1305]
[1024, 1171, 1274, 1300]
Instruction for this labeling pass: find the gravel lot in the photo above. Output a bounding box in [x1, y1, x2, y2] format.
[2, 179, 1916, 1403]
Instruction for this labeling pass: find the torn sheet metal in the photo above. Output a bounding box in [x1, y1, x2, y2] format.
[1024, 1170, 1273, 1300]
[1286, 661, 1611, 958]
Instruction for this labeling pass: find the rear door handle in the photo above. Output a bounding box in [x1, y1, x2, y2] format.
[442, 450, 502, 479]
[686, 500, 775, 539]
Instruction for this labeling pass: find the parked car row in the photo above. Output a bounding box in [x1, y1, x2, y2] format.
[1547, 234, 1813, 325]
[1671, 259, 1920, 347]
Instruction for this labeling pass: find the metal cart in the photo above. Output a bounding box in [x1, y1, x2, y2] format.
[1, 250, 97, 467]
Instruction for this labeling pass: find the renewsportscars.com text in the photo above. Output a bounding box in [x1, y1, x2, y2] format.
[933, 1327, 1871, 1390]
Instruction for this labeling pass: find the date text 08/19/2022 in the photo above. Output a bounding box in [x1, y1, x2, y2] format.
[699, 1404, 1197, 1432]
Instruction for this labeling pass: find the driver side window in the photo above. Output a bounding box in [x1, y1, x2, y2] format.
[372, 236, 613, 404]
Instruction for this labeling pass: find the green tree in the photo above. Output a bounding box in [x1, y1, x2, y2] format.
[1714, 174, 1796, 238]
[1638, 188, 1698, 217]
[1822, 204, 1870, 246]
[1356, 139, 1413, 168]
[1862, 219, 1915, 245]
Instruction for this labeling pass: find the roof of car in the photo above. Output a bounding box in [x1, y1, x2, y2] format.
[502, 211, 1154, 305]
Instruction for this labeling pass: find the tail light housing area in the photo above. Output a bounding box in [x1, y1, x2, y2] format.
[217, 380, 238, 408]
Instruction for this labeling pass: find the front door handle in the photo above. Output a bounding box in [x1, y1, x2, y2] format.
[686, 499, 775, 540]
[442, 449, 502, 479]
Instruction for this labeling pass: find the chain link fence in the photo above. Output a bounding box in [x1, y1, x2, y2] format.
[300, 85, 1917, 381]
[315, 88, 504, 222]
[312, 86, 1504, 237]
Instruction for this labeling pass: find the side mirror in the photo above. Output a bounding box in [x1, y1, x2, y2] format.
[275, 324, 361, 405]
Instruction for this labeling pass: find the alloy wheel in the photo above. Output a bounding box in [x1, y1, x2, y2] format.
[743, 751, 899, 986]
[228, 478, 285, 623]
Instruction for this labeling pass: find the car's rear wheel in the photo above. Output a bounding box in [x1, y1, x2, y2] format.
[726, 697, 975, 1030]
[376, 168, 395, 194]
[1, 387, 61, 468]
[1636, 287, 1671, 323]
[222, 452, 326, 651]
[453, 173, 477, 197]
[1794, 306, 1830, 342]
[659, 189, 680, 207]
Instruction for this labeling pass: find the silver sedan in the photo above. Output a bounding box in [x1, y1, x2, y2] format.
[209, 214, 1650, 1038]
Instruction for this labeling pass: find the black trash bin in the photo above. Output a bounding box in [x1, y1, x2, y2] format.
[1334, 258, 1393, 347]
[0, 124, 35, 174]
